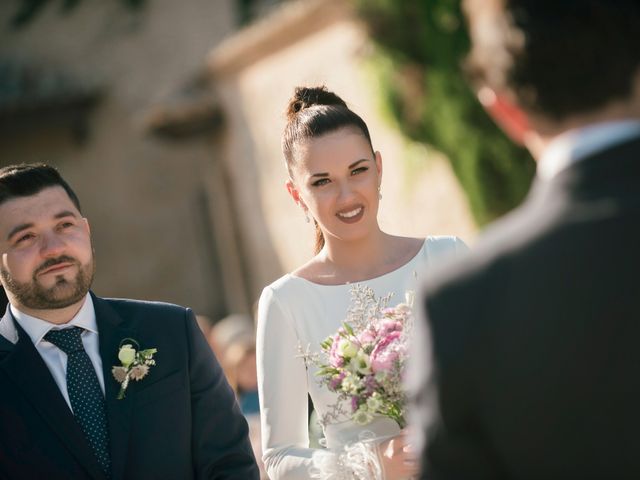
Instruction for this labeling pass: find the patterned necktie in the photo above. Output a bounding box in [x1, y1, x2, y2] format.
[44, 327, 112, 478]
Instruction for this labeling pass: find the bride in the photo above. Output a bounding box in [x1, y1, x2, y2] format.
[256, 86, 466, 479]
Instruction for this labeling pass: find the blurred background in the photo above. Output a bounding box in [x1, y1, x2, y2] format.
[0, 0, 533, 321]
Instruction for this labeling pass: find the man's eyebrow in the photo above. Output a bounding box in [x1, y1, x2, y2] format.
[7, 223, 32, 241]
[7, 210, 78, 241]
[54, 210, 78, 220]
[309, 159, 371, 178]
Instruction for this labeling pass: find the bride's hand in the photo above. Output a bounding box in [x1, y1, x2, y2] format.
[377, 429, 419, 479]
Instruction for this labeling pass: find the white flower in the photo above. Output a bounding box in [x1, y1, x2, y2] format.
[366, 394, 382, 412]
[118, 344, 136, 367]
[348, 350, 372, 375]
[375, 371, 388, 383]
[338, 338, 358, 359]
[353, 408, 374, 425]
[341, 374, 360, 395]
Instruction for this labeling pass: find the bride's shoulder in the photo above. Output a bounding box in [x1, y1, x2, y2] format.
[261, 258, 323, 300]
[389, 235, 425, 260]
[423, 235, 469, 265]
[425, 234, 468, 251]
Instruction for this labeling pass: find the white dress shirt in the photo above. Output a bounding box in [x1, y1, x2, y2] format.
[8, 294, 106, 412]
[537, 119, 640, 180]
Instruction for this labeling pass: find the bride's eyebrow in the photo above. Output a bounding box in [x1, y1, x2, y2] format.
[309, 159, 371, 178]
[348, 159, 370, 169]
[311, 158, 371, 178]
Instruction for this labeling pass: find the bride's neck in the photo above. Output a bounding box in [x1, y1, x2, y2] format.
[320, 230, 391, 278]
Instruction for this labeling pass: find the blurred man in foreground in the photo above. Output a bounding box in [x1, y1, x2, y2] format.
[409, 1, 640, 478]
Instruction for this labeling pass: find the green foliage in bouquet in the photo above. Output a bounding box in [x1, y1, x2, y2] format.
[354, 0, 535, 225]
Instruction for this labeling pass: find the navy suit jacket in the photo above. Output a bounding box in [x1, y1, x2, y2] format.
[0, 293, 259, 479]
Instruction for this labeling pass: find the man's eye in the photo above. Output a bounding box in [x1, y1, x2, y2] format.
[351, 167, 368, 175]
[15, 233, 35, 244]
[312, 178, 330, 187]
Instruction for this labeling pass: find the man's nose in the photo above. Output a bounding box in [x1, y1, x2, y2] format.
[40, 232, 66, 257]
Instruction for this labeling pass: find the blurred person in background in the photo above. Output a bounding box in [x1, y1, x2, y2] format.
[211, 313, 266, 479]
[408, 0, 640, 478]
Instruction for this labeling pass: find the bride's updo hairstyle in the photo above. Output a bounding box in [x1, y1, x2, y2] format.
[283, 86, 375, 254]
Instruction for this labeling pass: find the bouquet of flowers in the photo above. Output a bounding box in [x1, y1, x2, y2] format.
[308, 285, 414, 429]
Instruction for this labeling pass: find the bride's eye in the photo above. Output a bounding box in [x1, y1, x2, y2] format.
[351, 167, 368, 175]
[312, 178, 330, 187]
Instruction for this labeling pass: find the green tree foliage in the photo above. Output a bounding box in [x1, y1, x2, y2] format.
[355, 0, 535, 225]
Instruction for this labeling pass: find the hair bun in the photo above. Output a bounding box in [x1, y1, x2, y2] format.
[286, 85, 347, 120]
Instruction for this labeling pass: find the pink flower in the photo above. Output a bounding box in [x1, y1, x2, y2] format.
[328, 333, 345, 367]
[329, 372, 346, 391]
[351, 396, 361, 413]
[357, 328, 376, 345]
[370, 331, 403, 373]
[378, 319, 403, 336]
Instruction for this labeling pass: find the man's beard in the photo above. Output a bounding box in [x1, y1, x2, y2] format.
[0, 255, 95, 310]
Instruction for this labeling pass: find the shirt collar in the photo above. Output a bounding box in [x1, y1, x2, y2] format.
[537, 119, 640, 181]
[10, 294, 97, 346]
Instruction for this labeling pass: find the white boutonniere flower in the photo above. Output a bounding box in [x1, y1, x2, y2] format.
[112, 338, 157, 400]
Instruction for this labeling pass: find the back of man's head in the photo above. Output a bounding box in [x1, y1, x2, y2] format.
[464, 0, 640, 121]
[0, 164, 81, 212]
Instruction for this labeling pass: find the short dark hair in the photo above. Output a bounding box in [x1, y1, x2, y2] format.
[465, 0, 640, 120]
[0, 164, 82, 212]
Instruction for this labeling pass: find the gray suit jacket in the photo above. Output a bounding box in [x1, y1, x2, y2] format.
[411, 136, 640, 479]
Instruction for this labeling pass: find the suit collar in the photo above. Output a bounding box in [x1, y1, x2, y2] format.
[538, 120, 640, 181]
[92, 293, 137, 480]
[529, 134, 640, 206]
[0, 307, 108, 480]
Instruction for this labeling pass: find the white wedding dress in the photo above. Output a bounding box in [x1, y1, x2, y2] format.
[256, 236, 466, 479]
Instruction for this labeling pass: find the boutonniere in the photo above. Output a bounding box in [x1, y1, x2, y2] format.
[112, 338, 157, 400]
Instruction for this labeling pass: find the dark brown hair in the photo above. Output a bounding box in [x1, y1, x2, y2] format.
[465, 0, 640, 120]
[0, 163, 82, 212]
[282, 86, 374, 254]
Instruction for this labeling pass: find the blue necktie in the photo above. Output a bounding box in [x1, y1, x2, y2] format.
[44, 327, 112, 478]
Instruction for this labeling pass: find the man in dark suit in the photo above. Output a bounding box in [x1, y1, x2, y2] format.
[0, 164, 259, 479]
[408, 0, 640, 478]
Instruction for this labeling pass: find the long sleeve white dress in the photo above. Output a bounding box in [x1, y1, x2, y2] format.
[257, 236, 466, 479]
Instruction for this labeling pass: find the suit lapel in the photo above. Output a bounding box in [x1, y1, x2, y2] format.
[0, 311, 108, 480]
[93, 294, 137, 480]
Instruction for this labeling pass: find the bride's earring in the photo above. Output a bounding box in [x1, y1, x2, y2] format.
[304, 209, 310, 223]
[378, 186, 382, 200]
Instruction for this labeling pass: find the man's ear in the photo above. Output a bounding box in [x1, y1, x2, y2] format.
[477, 86, 530, 145]
[82, 218, 91, 236]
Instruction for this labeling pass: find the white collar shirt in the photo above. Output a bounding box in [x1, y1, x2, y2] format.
[537, 119, 640, 181]
[8, 294, 105, 412]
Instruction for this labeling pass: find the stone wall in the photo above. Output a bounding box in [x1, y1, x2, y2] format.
[0, 0, 239, 318]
